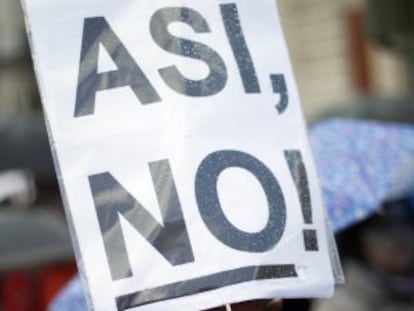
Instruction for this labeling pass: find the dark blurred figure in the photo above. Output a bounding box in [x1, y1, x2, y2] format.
[313, 198, 414, 311]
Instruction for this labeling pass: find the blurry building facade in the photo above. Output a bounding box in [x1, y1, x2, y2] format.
[278, 0, 407, 121]
[0, 0, 40, 122]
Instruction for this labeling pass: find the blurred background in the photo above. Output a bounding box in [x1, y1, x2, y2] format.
[1, 0, 414, 310]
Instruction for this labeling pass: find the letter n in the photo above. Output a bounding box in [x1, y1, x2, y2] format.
[89, 160, 194, 280]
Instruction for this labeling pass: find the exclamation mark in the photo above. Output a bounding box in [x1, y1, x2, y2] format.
[285, 150, 319, 251]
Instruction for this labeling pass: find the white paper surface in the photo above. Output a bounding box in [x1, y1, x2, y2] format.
[22, 0, 335, 310]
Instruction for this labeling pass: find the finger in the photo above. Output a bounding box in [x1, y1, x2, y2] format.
[265, 299, 283, 311]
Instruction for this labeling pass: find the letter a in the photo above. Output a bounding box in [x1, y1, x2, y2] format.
[74, 17, 161, 117]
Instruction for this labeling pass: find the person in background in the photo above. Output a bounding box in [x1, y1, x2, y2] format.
[313, 197, 414, 311]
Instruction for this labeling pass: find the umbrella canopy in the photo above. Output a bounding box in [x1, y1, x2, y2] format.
[310, 118, 414, 233]
[49, 276, 86, 311]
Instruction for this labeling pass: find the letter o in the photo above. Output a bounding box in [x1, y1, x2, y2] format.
[195, 150, 286, 252]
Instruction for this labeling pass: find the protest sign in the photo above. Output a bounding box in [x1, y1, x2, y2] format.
[22, 0, 336, 310]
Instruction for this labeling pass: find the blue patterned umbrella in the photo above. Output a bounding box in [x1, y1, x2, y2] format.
[310, 118, 414, 233]
[49, 276, 86, 311]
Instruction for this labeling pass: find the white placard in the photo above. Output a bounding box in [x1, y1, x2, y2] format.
[22, 0, 335, 310]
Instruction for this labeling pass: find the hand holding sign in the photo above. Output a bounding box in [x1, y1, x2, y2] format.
[22, 0, 336, 310]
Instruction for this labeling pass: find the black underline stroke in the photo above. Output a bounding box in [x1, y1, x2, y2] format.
[116, 264, 297, 310]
